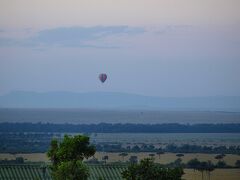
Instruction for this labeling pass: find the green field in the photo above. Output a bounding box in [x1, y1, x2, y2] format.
[0, 164, 240, 180]
[0, 164, 126, 180]
[0, 164, 51, 180]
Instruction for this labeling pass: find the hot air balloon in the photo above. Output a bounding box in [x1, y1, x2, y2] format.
[99, 73, 107, 83]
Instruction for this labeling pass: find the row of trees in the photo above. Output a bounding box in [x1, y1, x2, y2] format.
[1, 122, 240, 133]
[96, 143, 240, 154]
[91, 153, 240, 169]
[2, 131, 240, 154]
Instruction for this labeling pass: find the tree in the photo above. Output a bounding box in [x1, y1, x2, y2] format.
[187, 158, 201, 169]
[102, 155, 108, 164]
[156, 151, 164, 162]
[176, 154, 184, 158]
[47, 134, 96, 180]
[187, 158, 201, 179]
[122, 158, 184, 180]
[187, 159, 215, 180]
[216, 160, 227, 168]
[205, 161, 215, 180]
[53, 160, 89, 180]
[119, 152, 128, 162]
[175, 154, 184, 166]
[48, 139, 59, 166]
[196, 161, 215, 180]
[196, 161, 207, 180]
[148, 153, 155, 160]
[214, 154, 225, 161]
[172, 158, 183, 168]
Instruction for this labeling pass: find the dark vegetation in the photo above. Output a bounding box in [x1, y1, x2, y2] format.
[0, 157, 24, 164]
[1, 122, 240, 133]
[2, 123, 240, 154]
[1, 132, 240, 154]
[122, 158, 184, 180]
[47, 135, 96, 180]
[0, 132, 57, 153]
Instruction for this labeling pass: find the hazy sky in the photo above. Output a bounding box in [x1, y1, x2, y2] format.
[0, 0, 240, 97]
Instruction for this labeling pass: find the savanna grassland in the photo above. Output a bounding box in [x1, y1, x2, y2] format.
[1, 152, 240, 166]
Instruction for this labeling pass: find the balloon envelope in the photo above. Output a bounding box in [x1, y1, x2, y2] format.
[99, 73, 107, 83]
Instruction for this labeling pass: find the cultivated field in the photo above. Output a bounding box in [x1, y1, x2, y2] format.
[1, 153, 240, 180]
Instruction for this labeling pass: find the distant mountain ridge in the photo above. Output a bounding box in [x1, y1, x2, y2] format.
[0, 91, 239, 111]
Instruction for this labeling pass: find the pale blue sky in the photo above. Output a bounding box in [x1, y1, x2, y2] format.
[0, 0, 240, 96]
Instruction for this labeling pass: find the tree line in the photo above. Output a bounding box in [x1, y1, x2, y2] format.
[96, 143, 240, 154]
[1, 132, 240, 154]
[1, 122, 240, 133]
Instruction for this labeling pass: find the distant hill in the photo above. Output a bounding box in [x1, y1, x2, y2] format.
[0, 91, 239, 111]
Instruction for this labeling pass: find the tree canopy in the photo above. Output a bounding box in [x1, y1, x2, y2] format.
[47, 134, 96, 180]
[122, 158, 184, 180]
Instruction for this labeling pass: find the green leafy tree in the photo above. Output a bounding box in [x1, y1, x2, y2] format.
[53, 160, 89, 180]
[47, 135, 96, 180]
[122, 158, 184, 180]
